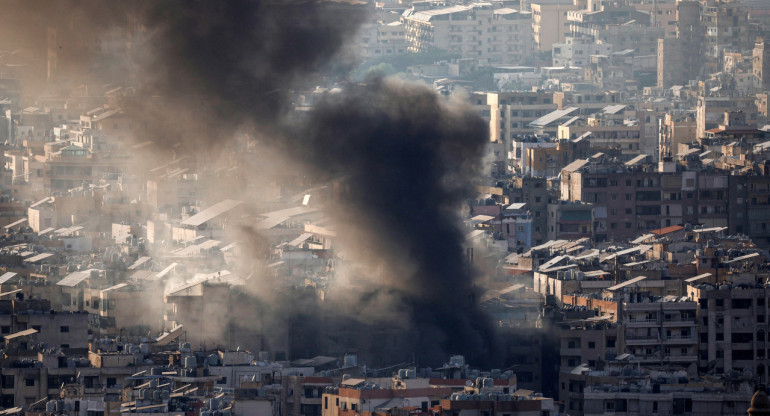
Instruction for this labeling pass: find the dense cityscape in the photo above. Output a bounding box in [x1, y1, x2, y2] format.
[0, 0, 769, 414]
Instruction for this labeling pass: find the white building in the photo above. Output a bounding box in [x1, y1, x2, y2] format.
[403, 3, 534, 65]
[552, 36, 613, 67]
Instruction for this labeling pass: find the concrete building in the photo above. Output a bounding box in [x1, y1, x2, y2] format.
[524, 138, 591, 178]
[656, 0, 702, 88]
[659, 112, 697, 159]
[556, 106, 646, 161]
[696, 96, 759, 139]
[402, 3, 534, 65]
[552, 36, 612, 67]
[508, 176, 549, 246]
[356, 20, 408, 58]
[690, 282, 770, 378]
[621, 294, 698, 369]
[754, 41, 770, 91]
[566, 1, 660, 55]
[531, 0, 580, 51]
[559, 158, 738, 241]
[702, 0, 750, 75]
[547, 200, 594, 241]
[485, 91, 557, 154]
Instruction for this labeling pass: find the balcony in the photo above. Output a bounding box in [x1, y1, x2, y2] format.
[665, 355, 698, 363]
[663, 335, 696, 344]
[626, 318, 660, 327]
[663, 319, 697, 327]
[625, 336, 660, 346]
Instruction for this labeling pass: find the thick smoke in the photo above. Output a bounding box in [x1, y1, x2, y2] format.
[7, 0, 501, 366]
[127, 1, 500, 365]
[140, 0, 365, 129]
[290, 79, 497, 365]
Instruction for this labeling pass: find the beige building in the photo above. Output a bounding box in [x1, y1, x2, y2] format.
[531, 1, 580, 51]
[356, 21, 408, 58]
[486, 91, 557, 152]
[754, 41, 770, 91]
[695, 96, 759, 139]
[659, 112, 697, 159]
[556, 107, 646, 161]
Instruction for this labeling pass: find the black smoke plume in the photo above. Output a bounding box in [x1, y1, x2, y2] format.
[130, 1, 500, 365]
[6, 0, 502, 366]
[289, 79, 497, 365]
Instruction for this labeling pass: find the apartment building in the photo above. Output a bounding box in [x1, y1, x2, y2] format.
[560, 159, 736, 241]
[659, 112, 697, 159]
[552, 36, 612, 67]
[558, 320, 620, 415]
[553, 90, 622, 112]
[729, 172, 770, 246]
[402, 3, 534, 65]
[636, 0, 679, 38]
[656, 0, 702, 88]
[622, 294, 698, 368]
[321, 379, 453, 416]
[690, 282, 770, 378]
[556, 107, 646, 161]
[754, 41, 770, 91]
[696, 96, 759, 139]
[702, 0, 750, 75]
[546, 200, 594, 241]
[486, 91, 557, 152]
[356, 21, 408, 58]
[507, 176, 549, 246]
[531, 0, 580, 51]
[582, 379, 752, 416]
[524, 138, 591, 178]
[566, 1, 660, 55]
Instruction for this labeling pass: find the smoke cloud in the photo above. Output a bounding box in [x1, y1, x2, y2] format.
[288, 79, 496, 365]
[6, 0, 502, 367]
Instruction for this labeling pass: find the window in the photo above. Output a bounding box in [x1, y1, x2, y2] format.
[24, 379, 34, 387]
[60, 326, 69, 333]
[588, 342, 595, 349]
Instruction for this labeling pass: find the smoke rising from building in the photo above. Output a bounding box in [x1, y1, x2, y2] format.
[287, 79, 497, 365]
[5, 0, 502, 366]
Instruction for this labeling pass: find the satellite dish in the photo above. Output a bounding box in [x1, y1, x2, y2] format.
[465, 380, 473, 387]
